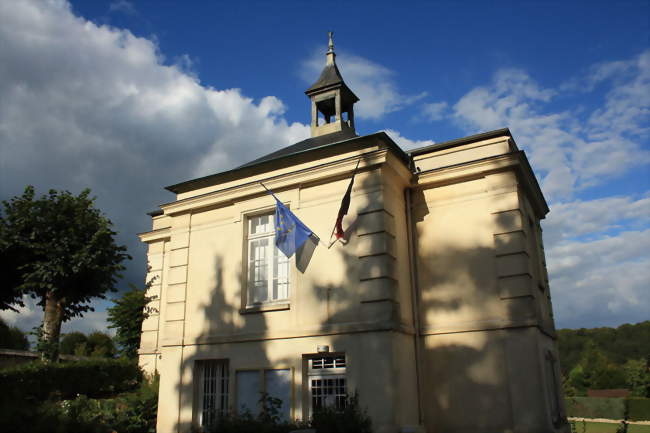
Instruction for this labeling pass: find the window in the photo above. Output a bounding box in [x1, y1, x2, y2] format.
[307, 354, 347, 417]
[246, 213, 290, 306]
[236, 368, 292, 420]
[195, 360, 229, 430]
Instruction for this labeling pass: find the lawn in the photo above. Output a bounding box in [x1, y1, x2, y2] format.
[570, 421, 650, 433]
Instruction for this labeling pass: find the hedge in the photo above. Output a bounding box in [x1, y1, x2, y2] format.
[628, 397, 650, 421]
[0, 358, 142, 403]
[566, 397, 626, 419]
[566, 397, 650, 421]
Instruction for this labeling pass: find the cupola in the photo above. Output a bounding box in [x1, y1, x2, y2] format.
[305, 32, 359, 138]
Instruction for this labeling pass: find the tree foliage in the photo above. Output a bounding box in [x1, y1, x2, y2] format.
[60, 331, 116, 358]
[0, 318, 29, 350]
[0, 186, 130, 360]
[107, 284, 154, 359]
[558, 321, 650, 397]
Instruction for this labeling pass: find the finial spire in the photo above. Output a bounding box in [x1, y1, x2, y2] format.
[326, 31, 335, 65]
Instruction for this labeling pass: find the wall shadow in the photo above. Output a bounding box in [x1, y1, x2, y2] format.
[162, 161, 566, 433]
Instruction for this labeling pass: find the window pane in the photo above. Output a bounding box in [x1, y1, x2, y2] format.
[248, 238, 269, 304]
[250, 214, 273, 235]
[236, 371, 260, 416]
[265, 369, 291, 420]
[273, 245, 289, 301]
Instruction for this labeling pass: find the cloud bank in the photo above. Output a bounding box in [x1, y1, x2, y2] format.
[0, 0, 309, 334]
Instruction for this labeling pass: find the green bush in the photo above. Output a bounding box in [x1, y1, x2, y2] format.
[0, 357, 141, 403]
[0, 373, 158, 433]
[205, 392, 372, 433]
[627, 398, 650, 421]
[310, 393, 372, 433]
[566, 397, 626, 419]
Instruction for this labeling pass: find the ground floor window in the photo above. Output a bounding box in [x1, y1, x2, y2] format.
[195, 360, 229, 429]
[235, 368, 292, 420]
[306, 354, 347, 417]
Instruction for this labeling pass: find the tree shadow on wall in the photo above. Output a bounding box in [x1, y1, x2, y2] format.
[166, 166, 561, 433]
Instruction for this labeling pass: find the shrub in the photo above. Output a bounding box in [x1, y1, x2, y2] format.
[0, 373, 158, 433]
[627, 397, 650, 421]
[205, 392, 373, 433]
[566, 396, 626, 419]
[0, 357, 141, 404]
[311, 392, 372, 433]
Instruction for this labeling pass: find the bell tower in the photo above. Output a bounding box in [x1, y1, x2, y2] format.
[305, 32, 359, 138]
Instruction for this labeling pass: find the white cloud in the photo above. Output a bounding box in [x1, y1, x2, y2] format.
[543, 193, 650, 248]
[0, 0, 309, 332]
[301, 50, 427, 120]
[421, 101, 448, 121]
[383, 129, 435, 151]
[109, 0, 136, 15]
[547, 230, 650, 328]
[452, 56, 650, 200]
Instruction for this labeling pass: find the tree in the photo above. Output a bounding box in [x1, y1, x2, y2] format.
[0, 186, 130, 360]
[86, 331, 116, 358]
[107, 283, 153, 358]
[59, 331, 88, 355]
[0, 318, 29, 350]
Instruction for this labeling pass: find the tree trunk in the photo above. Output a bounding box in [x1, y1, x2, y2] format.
[42, 291, 64, 361]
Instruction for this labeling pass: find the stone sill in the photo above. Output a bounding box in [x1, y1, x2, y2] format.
[240, 303, 290, 314]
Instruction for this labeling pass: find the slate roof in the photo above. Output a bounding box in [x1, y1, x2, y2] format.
[306, 63, 345, 93]
[238, 129, 358, 168]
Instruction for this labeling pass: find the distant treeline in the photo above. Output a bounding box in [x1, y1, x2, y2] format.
[557, 321, 649, 397]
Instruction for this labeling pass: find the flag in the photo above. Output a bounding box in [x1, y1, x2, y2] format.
[264, 190, 313, 258]
[334, 160, 360, 239]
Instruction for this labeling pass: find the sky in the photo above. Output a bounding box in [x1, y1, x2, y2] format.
[0, 0, 648, 336]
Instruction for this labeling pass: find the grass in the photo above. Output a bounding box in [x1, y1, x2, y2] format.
[571, 421, 650, 433]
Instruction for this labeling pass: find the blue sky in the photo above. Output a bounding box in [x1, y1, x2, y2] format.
[0, 0, 648, 335]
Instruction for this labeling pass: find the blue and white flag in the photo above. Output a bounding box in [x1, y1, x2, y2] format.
[261, 184, 313, 258]
[274, 197, 313, 258]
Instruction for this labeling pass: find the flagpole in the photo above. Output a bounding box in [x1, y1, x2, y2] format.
[328, 158, 361, 243]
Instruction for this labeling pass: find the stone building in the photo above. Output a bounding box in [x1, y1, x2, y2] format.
[138, 35, 568, 433]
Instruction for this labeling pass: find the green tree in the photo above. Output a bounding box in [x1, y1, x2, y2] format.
[623, 359, 650, 397]
[107, 284, 153, 359]
[0, 318, 29, 350]
[59, 331, 88, 355]
[0, 186, 130, 361]
[86, 331, 116, 358]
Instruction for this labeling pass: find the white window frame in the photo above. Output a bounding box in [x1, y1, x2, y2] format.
[245, 212, 291, 307]
[194, 359, 229, 430]
[306, 354, 347, 418]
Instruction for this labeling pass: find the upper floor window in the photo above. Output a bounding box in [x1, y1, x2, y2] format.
[246, 213, 290, 306]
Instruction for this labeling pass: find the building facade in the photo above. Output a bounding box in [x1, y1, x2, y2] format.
[138, 36, 568, 433]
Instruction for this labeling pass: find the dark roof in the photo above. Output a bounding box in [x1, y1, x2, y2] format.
[408, 128, 512, 156]
[238, 129, 358, 169]
[165, 131, 408, 194]
[306, 64, 345, 93]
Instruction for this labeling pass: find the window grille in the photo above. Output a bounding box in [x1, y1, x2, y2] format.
[310, 377, 347, 411]
[311, 355, 346, 370]
[196, 360, 228, 429]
